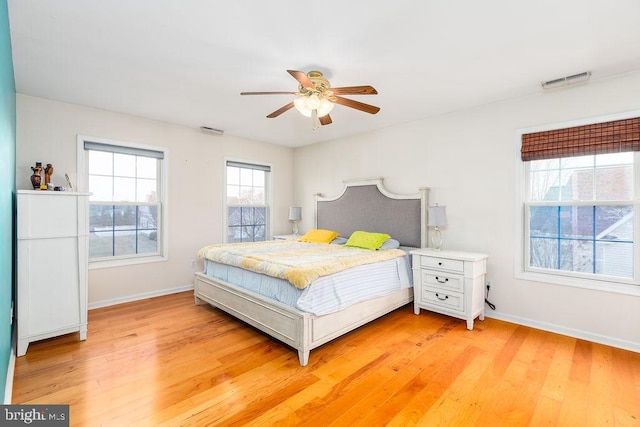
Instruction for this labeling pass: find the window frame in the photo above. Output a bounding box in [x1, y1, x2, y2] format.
[77, 135, 169, 269]
[223, 158, 273, 243]
[515, 111, 640, 297]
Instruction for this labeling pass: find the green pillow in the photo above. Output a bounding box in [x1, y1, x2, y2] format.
[344, 231, 391, 250]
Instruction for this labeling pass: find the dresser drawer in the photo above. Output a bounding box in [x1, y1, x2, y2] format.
[422, 288, 464, 312]
[421, 270, 463, 292]
[420, 256, 464, 273]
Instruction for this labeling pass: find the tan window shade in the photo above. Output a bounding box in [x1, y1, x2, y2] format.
[521, 117, 640, 161]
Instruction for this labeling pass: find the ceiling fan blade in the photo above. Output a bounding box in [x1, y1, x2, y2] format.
[266, 102, 295, 118]
[329, 86, 378, 95]
[319, 114, 332, 126]
[241, 91, 297, 95]
[287, 70, 315, 90]
[333, 96, 380, 114]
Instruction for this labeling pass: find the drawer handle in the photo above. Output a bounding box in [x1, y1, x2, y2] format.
[435, 293, 449, 301]
[438, 262, 443, 266]
[435, 276, 449, 284]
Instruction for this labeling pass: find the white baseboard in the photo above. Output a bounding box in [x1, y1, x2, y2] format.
[88, 284, 194, 310]
[4, 334, 15, 404]
[485, 310, 640, 353]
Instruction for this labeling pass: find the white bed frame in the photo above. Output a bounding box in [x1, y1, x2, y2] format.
[194, 178, 429, 366]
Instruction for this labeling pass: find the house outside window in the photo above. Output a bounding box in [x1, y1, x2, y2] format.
[526, 154, 634, 279]
[225, 160, 270, 243]
[517, 114, 640, 291]
[78, 136, 168, 267]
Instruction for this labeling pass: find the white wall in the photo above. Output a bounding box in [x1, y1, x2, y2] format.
[294, 71, 640, 350]
[15, 70, 640, 349]
[16, 94, 294, 306]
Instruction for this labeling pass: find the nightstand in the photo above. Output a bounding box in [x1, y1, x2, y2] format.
[273, 234, 300, 241]
[411, 248, 488, 330]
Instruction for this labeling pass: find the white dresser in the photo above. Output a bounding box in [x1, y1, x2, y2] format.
[17, 190, 90, 356]
[411, 248, 488, 330]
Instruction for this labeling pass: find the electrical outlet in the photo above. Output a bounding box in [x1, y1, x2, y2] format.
[486, 279, 492, 289]
[190, 259, 196, 268]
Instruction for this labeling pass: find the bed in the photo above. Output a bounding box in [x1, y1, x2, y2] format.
[194, 177, 430, 366]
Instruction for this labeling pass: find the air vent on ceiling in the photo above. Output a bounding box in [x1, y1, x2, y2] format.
[200, 126, 224, 135]
[541, 71, 591, 90]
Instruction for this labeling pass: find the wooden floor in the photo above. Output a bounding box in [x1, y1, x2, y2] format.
[12, 291, 640, 426]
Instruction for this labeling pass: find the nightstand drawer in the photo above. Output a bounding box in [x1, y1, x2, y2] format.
[420, 256, 464, 273]
[421, 271, 463, 292]
[422, 288, 464, 312]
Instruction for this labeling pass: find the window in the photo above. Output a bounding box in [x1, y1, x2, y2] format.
[526, 154, 634, 278]
[225, 160, 270, 242]
[518, 115, 640, 289]
[79, 137, 167, 267]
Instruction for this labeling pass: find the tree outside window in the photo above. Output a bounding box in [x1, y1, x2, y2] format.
[85, 141, 164, 260]
[527, 153, 634, 279]
[226, 161, 270, 243]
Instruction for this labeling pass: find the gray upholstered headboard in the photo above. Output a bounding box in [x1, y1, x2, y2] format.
[314, 178, 430, 248]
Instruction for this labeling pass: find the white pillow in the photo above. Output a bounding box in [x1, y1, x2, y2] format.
[330, 236, 348, 245]
[379, 238, 400, 250]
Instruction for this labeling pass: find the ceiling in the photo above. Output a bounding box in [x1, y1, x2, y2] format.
[7, 1, 640, 148]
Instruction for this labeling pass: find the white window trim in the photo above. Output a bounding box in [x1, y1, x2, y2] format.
[514, 110, 640, 297]
[77, 135, 169, 269]
[223, 156, 273, 243]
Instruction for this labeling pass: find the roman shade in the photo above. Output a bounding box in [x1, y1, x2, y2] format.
[521, 117, 640, 161]
[226, 160, 271, 172]
[84, 141, 164, 159]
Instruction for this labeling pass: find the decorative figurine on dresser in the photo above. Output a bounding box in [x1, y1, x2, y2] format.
[16, 188, 91, 355]
[411, 248, 488, 330]
[29, 162, 43, 189]
[44, 163, 54, 186]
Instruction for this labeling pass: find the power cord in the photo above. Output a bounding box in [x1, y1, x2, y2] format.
[485, 283, 496, 310]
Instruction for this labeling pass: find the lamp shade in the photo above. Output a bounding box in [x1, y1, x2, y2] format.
[294, 97, 313, 117]
[294, 95, 335, 118]
[288, 206, 302, 221]
[427, 205, 447, 227]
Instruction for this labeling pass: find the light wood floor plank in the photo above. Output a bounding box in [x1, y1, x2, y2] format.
[12, 291, 640, 426]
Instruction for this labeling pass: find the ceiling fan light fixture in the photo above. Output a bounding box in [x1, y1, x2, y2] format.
[242, 69, 377, 125]
[294, 94, 334, 118]
[317, 98, 335, 117]
[294, 96, 313, 117]
[307, 93, 321, 109]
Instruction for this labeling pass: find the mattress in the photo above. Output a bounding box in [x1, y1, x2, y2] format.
[202, 248, 414, 316]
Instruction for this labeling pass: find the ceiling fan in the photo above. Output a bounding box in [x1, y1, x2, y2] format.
[241, 70, 380, 128]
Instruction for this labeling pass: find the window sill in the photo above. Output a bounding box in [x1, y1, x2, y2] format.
[89, 255, 168, 270]
[515, 270, 640, 297]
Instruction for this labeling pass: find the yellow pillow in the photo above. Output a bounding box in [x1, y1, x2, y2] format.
[299, 229, 340, 244]
[344, 231, 391, 250]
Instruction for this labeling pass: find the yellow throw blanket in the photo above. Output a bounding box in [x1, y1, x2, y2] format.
[197, 240, 406, 289]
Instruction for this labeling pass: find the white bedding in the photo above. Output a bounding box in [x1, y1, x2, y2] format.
[202, 249, 413, 316]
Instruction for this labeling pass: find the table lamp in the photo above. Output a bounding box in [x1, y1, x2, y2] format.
[288, 206, 302, 235]
[428, 204, 447, 250]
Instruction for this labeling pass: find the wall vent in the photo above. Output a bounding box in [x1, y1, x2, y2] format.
[541, 71, 591, 89]
[200, 126, 224, 135]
